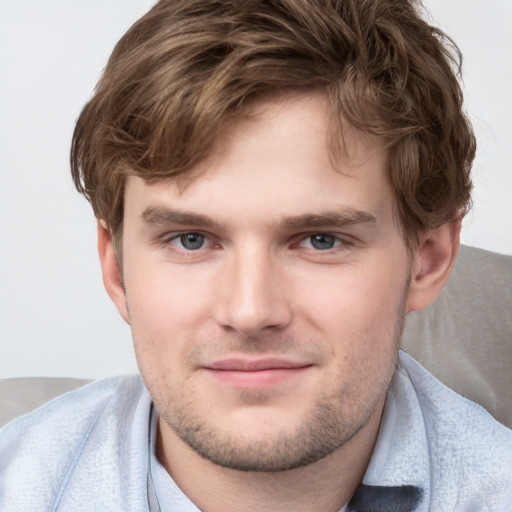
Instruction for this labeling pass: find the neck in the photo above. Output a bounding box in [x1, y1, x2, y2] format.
[156, 395, 385, 512]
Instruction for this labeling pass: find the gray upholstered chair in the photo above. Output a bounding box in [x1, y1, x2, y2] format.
[402, 245, 512, 428]
[0, 377, 91, 426]
[1, 245, 511, 428]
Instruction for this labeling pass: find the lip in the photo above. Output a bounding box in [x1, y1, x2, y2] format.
[203, 358, 312, 388]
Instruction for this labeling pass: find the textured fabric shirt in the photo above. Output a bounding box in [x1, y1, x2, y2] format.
[1, 352, 511, 511]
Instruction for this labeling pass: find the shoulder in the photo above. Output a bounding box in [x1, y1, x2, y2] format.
[398, 351, 511, 436]
[0, 375, 150, 511]
[0, 374, 145, 440]
[398, 352, 512, 509]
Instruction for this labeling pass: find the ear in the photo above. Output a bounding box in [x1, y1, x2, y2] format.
[406, 219, 461, 313]
[97, 221, 130, 324]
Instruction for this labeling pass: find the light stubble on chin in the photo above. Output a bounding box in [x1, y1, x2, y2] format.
[141, 279, 409, 473]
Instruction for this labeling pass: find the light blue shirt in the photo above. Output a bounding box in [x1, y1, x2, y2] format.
[1, 352, 511, 511]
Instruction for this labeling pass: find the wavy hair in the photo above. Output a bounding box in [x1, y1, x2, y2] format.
[71, 0, 475, 248]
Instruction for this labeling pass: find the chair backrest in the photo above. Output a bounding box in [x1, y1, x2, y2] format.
[0, 377, 91, 427]
[402, 245, 512, 428]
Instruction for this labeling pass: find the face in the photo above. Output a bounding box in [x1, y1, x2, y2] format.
[117, 94, 412, 472]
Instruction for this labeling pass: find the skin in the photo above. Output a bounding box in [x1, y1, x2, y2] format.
[99, 93, 460, 512]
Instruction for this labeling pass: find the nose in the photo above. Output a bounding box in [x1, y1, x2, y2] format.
[214, 245, 293, 335]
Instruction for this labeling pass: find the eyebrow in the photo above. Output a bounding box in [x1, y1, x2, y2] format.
[279, 209, 378, 230]
[141, 205, 225, 230]
[141, 205, 377, 231]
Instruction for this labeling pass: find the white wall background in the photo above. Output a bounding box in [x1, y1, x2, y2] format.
[1, 0, 511, 379]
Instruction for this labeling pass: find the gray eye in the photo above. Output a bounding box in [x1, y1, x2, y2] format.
[179, 233, 205, 250]
[310, 234, 336, 250]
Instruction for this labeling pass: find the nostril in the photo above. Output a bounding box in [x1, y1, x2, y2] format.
[215, 295, 293, 335]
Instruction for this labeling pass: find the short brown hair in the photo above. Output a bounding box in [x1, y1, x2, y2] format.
[71, 0, 475, 248]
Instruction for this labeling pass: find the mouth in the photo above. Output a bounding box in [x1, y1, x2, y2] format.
[203, 358, 312, 388]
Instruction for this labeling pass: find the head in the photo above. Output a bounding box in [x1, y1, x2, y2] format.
[71, 0, 475, 473]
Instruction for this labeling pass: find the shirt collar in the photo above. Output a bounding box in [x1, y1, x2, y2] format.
[347, 352, 429, 511]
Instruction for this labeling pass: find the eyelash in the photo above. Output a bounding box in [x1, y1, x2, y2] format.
[297, 233, 348, 251]
[162, 231, 216, 254]
[159, 231, 353, 258]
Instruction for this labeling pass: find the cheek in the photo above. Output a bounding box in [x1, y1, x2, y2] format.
[293, 255, 409, 382]
[126, 258, 212, 326]
[298, 257, 407, 325]
[124, 263, 217, 373]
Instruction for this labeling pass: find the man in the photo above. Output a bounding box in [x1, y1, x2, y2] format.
[1, 0, 511, 510]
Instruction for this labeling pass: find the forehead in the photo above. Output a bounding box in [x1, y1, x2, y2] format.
[124, 93, 393, 228]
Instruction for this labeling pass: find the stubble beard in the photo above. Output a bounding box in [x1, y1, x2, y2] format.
[149, 295, 407, 473]
[141, 281, 410, 473]
[160, 383, 391, 472]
